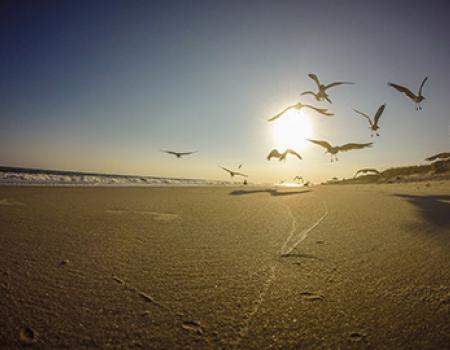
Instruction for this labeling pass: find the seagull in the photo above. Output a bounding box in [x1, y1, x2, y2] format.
[354, 168, 382, 178]
[353, 104, 386, 137]
[267, 149, 303, 161]
[238, 164, 243, 169]
[301, 73, 354, 104]
[160, 149, 197, 158]
[425, 152, 450, 162]
[268, 102, 333, 122]
[218, 166, 248, 178]
[307, 139, 373, 162]
[388, 77, 428, 110]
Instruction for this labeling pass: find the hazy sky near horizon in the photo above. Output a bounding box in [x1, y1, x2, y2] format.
[1, 0, 450, 183]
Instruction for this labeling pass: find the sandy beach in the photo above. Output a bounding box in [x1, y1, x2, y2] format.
[1, 183, 450, 349]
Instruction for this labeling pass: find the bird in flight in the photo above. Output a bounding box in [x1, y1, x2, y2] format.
[268, 102, 333, 122]
[218, 166, 248, 178]
[238, 164, 243, 169]
[387, 77, 428, 110]
[353, 104, 386, 137]
[425, 152, 450, 162]
[307, 139, 373, 162]
[354, 168, 382, 178]
[301, 73, 354, 104]
[267, 149, 303, 161]
[160, 150, 198, 158]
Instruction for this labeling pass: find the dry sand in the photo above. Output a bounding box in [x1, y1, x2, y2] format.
[0, 182, 449, 349]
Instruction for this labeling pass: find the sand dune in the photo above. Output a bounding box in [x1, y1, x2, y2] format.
[0, 183, 449, 349]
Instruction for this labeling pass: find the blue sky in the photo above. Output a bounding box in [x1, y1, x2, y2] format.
[1, 0, 449, 183]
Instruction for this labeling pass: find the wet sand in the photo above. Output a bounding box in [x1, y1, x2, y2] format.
[1, 183, 450, 349]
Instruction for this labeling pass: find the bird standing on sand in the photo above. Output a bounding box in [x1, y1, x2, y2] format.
[353, 104, 386, 137]
[218, 166, 248, 178]
[425, 152, 450, 161]
[354, 168, 382, 178]
[160, 150, 197, 158]
[268, 102, 333, 122]
[388, 77, 428, 110]
[307, 139, 373, 162]
[301, 73, 354, 104]
[267, 149, 303, 161]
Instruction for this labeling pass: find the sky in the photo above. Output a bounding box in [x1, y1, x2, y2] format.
[1, 0, 449, 183]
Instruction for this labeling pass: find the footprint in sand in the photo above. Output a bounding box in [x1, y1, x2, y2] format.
[19, 327, 38, 346]
[299, 291, 323, 301]
[0, 198, 24, 207]
[181, 320, 204, 336]
[137, 211, 179, 221]
[106, 209, 178, 221]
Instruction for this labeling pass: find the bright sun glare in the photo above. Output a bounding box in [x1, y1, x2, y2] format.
[273, 109, 313, 151]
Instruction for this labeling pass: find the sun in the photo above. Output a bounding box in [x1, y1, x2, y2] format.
[272, 109, 313, 150]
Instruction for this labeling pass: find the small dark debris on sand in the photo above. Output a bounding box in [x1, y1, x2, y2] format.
[58, 259, 69, 267]
[349, 331, 365, 341]
[181, 320, 204, 335]
[19, 327, 38, 346]
[112, 276, 125, 284]
[316, 240, 325, 244]
[300, 291, 323, 301]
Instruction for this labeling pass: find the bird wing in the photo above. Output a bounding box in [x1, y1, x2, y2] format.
[307, 139, 333, 152]
[178, 151, 197, 156]
[338, 143, 373, 152]
[354, 168, 381, 177]
[418, 76, 428, 96]
[267, 149, 282, 160]
[234, 171, 248, 177]
[160, 149, 177, 156]
[218, 165, 232, 175]
[388, 82, 416, 99]
[303, 104, 334, 116]
[353, 109, 373, 126]
[373, 104, 386, 127]
[324, 81, 354, 90]
[425, 152, 450, 161]
[286, 149, 303, 160]
[300, 91, 317, 97]
[268, 104, 296, 122]
[308, 73, 321, 89]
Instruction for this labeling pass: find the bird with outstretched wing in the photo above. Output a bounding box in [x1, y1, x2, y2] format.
[388, 77, 428, 110]
[267, 149, 303, 161]
[307, 139, 372, 162]
[425, 152, 450, 162]
[353, 104, 386, 137]
[354, 168, 382, 178]
[218, 166, 248, 178]
[160, 149, 197, 158]
[300, 73, 354, 103]
[268, 102, 333, 122]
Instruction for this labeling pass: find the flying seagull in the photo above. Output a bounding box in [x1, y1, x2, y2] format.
[307, 139, 373, 162]
[267, 149, 303, 161]
[301, 73, 354, 104]
[160, 150, 197, 158]
[218, 166, 248, 178]
[388, 77, 428, 110]
[425, 152, 450, 162]
[354, 168, 382, 178]
[268, 102, 333, 122]
[353, 104, 386, 137]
